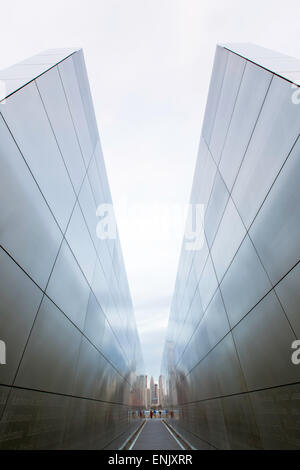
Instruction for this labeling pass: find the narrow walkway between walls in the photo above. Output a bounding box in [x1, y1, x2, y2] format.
[129, 419, 185, 450]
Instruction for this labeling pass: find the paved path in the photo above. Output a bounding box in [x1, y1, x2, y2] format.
[132, 419, 182, 450]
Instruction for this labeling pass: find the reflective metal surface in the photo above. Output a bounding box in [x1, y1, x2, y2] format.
[0, 113, 63, 289]
[1, 81, 76, 233]
[161, 44, 300, 449]
[0, 49, 144, 449]
[209, 52, 246, 165]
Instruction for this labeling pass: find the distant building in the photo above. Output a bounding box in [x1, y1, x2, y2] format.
[150, 376, 155, 405]
[144, 376, 148, 409]
[146, 388, 151, 409]
[158, 375, 164, 407]
[154, 383, 159, 406]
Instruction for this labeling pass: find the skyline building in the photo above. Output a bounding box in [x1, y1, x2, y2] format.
[161, 43, 300, 449]
[146, 388, 151, 409]
[150, 376, 155, 405]
[153, 384, 159, 406]
[158, 375, 164, 408]
[0, 48, 144, 449]
[149, 375, 160, 407]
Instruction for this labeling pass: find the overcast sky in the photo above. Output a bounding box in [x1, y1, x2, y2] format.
[1, 0, 299, 381]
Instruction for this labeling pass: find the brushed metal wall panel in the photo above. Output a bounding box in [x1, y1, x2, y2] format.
[88, 149, 105, 208]
[74, 336, 110, 400]
[0, 387, 69, 449]
[179, 290, 229, 375]
[190, 137, 216, 208]
[1, 81, 76, 232]
[201, 45, 229, 145]
[209, 52, 246, 164]
[211, 197, 246, 282]
[36, 67, 86, 195]
[91, 258, 114, 321]
[201, 399, 229, 449]
[46, 240, 90, 331]
[249, 136, 300, 285]
[0, 386, 10, 422]
[93, 141, 112, 204]
[65, 202, 97, 285]
[187, 286, 205, 333]
[198, 255, 218, 311]
[219, 62, 272, 192]
[221, 393, 262, 449]
[83, 291, 106, 351]
[58, 57, 94, 166]
[220, 235, 272, 328]
[0, 248, 43, 385]
[192, 234, 209, 284]
[15, 296, 82, 395]
[0, 114, 62, 289]
[275, 262, 300, 337]
[72, 50, 99, 149]
[206, 333, 246, 397]
[78, 173, 99, 248]
[250, 383, 300, 449]
[189, 332, 246, 402]
[232, 76, 300, 229]
[200, 289, 230, 351]
[204, 170, 229, 248]
[232, 291, 296, 390]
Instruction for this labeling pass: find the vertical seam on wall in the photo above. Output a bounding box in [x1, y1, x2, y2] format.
[205, 47, 230, 146]
[57, 62, 89, 170]
[203, 74, 274, 263]
[174, 54, 251, 356]
[58, 57, 132, 367]
[171, 62, 273, 407]
[71, 52, 98, 150]
[232, 133, 300, 339]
